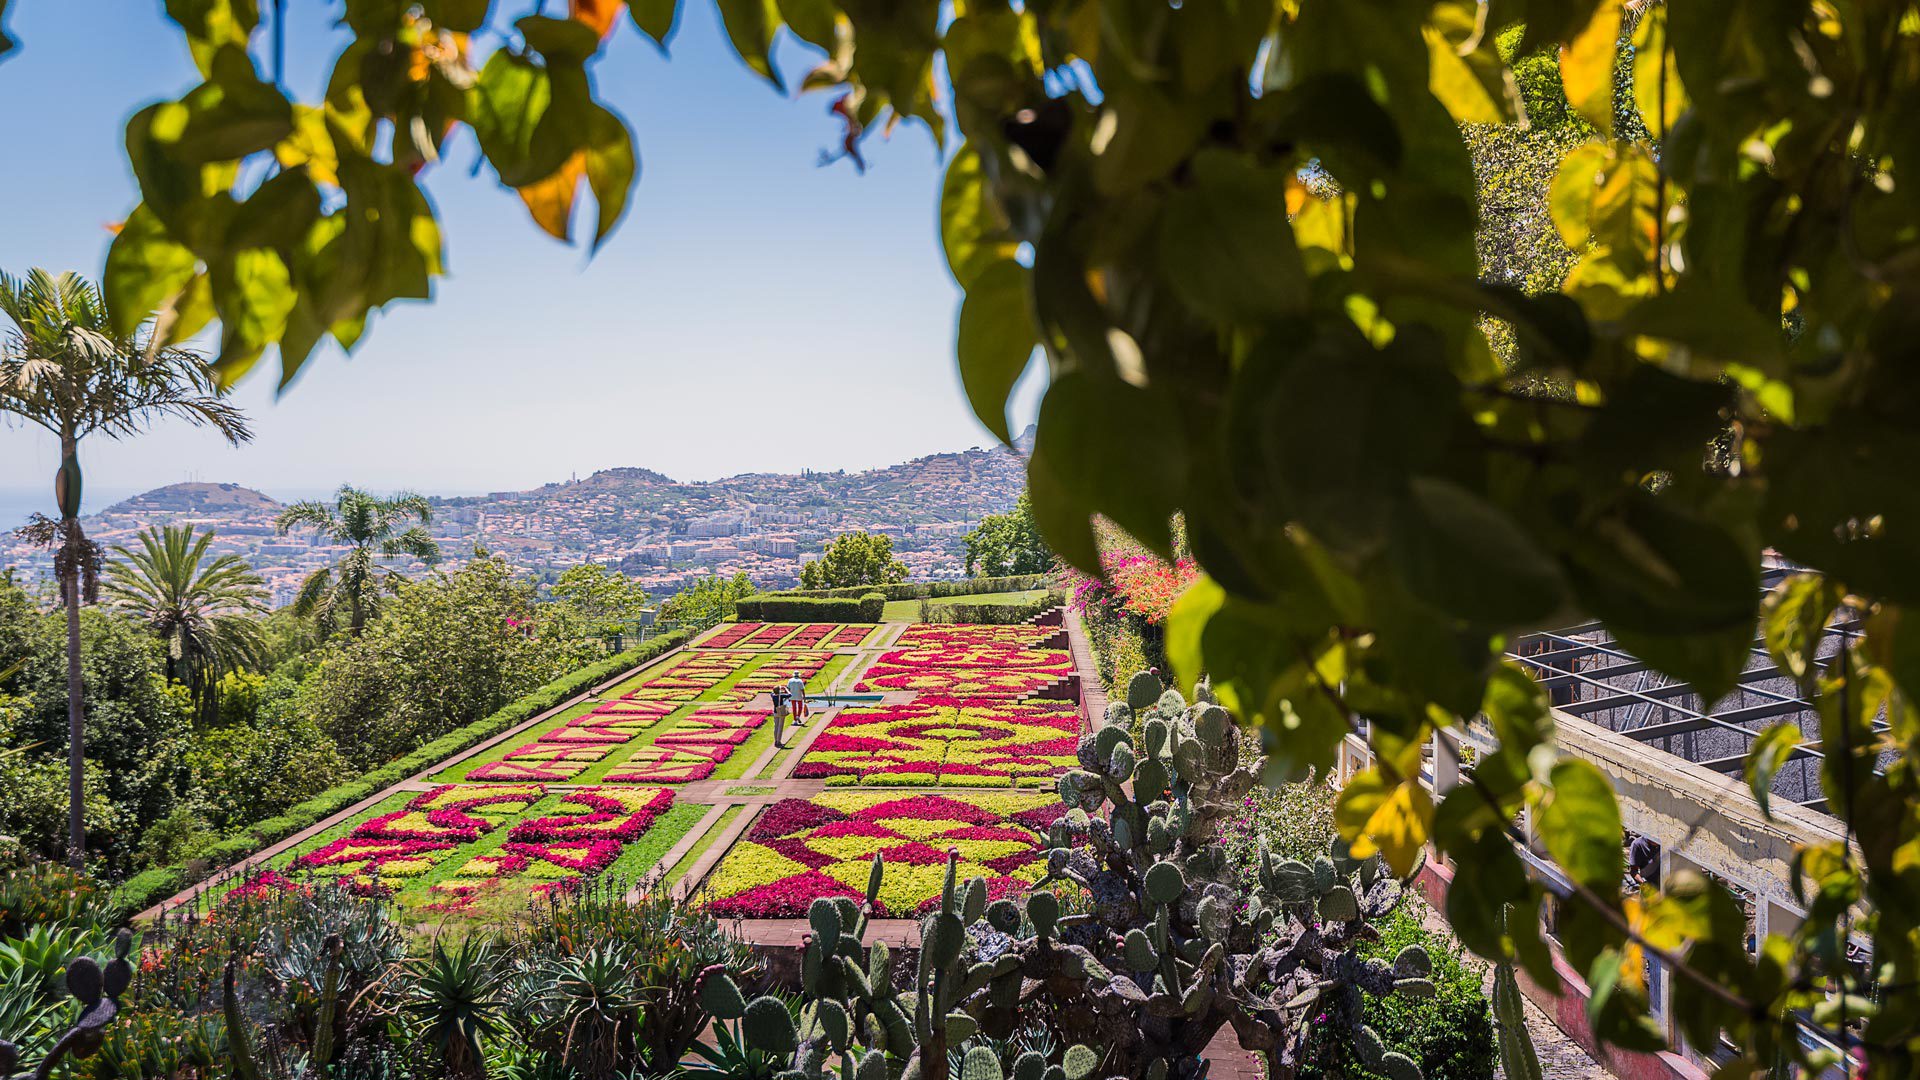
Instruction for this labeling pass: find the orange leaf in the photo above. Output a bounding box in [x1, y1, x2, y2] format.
[518, 153, 588, 241]
[571, 0, 625, 38]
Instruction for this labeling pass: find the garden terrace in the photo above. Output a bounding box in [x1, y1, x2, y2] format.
[164, 596, 1094, 924]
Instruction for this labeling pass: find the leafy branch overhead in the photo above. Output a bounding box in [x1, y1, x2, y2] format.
[13, 0, 1920, 1074]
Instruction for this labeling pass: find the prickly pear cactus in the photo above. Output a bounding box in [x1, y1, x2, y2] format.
[707, 671, 1425, 1080]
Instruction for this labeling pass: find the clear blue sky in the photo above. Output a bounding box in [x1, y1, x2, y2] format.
[0, 1, 1043, 509]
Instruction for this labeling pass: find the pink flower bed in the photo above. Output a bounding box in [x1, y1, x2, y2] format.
[744, 623, 797, 647]
[895, 624, 1061, 649]
[291, 785, 543, 893]
[701, 622, 765, 648]
[795, 695, 1081, 787]
[427, 787, 673, 911]
[829, 624, 876, 647]
[703, 792, 1062, 918]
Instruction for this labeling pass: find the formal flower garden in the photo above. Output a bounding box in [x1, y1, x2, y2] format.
[240, 612, 1072, 917]
[793, 695, 1079, 787]
[698, 621, 878, 649]
[701, 791, 1062, 917]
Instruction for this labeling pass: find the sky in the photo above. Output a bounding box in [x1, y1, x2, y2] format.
[0, 1, 1045, 513]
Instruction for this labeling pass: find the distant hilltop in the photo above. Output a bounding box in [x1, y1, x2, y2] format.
[105, 482, 282, 516]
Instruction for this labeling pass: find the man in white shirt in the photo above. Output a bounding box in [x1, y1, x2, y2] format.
[786, 671, 809, 725]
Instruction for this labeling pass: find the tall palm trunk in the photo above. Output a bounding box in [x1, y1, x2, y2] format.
[61, 430, 85, 868]
[64, 553, 83, 867]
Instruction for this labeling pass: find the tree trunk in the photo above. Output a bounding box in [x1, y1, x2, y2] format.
[64, 533, 85, 868]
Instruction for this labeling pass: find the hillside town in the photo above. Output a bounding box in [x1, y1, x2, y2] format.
[0, 434, 1030, 606]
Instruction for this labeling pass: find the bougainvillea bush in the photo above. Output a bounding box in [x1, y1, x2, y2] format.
[794, 696, 1080, 787]
[289, 785, 543, 893]
[428, 787, 674, 911]
[701, 791, 1061, 917]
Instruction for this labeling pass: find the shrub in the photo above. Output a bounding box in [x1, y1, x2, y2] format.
[768, 574, 1052, 601]
[110, 630, 689, 916]
[1300, 902, 1497, 1080]
[921, 590, 1064, 625]
[732, 593, 884, 622]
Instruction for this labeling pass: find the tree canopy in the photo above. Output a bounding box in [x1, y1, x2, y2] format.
[963, 493, 1051, 577]
[7, 0, 1920, 1072]
[799, 531, 909, 590]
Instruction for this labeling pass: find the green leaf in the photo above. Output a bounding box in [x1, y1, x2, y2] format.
[162, 46, 294, 164]
[1031, 373, 1185, 561]
[420, 0, 491, 31]
[1157, 148, 1308, 324]
[1629, 5, 1685, 136]
[1744, 722, 1801, 820]
[1388, 476, 1567, 625]
[1537, 759, 1622, 892]
[211, 247, 296, 379]
[1566, 493, 1759, 636]
[469, 52, 573, 189]
[164, 0, 258, 76]
[227, 167, 322, 252]
[105, 204, 200, 338]
[1166, 575, 1226, 696]
[716, 0, 783, 90]
[774, 0, 836, 50]
[1559, 0, 1620, 136]
[955, 259, 1037, 444]
[1575, 363, 1734, 481]
[1761, 572, 1841, 684]
[1423, 2, 1519, 124]
[1547, 143, 1608, 249]
[940, 144, 1018, 290]
[583, 105, 637, 251]
[517, 14, 602, 63]
[628, 0, 680, 48]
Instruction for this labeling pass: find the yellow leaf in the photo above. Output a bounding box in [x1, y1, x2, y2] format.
[518, 152, 587, 241]
[1630, 6, 1686, 136]
[1559, 0, 1621, 136]
[276, 105, 341, 187]
[1337, 769, 1433, 877]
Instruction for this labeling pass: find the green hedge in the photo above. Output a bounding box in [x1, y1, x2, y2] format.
[734, 593, 885, 622]
[771, 574, 1052, 601]
[113, 629, 690, 917]
[922, 591, 1065, 625]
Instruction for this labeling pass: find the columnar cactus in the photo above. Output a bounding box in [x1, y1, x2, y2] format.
[705, 671, 1429, 1080]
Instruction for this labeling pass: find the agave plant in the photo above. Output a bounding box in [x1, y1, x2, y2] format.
[405, 936, 510, 1080]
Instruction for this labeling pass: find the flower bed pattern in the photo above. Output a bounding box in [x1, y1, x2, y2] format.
[290, 785, 543, 892]
[724, 650, 835, 701]
[701, 622, 766, 649]
[625, 651, 757, 700]
[782, 623, 836, 648]
[428, 787, 675, 910]
[702, 792, 1061, 917]
[744, 622, 798, 647]
[859, 638, 1072, 697]
[828, 624, 876, 647]
[895, 624, 1062, 650]
[605, 743, 733, 782]
[794, 696, 1080, 787]
[467, 702, 673, 781]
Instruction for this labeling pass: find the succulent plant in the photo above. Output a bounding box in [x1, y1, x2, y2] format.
[704, 671, 1428, 1080]
[0, 928, 132, 1080]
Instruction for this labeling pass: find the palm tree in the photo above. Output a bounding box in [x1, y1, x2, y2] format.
[105, 524, 269, 721]
[0, 268, 251, 865]
[277, 486, 440, 637]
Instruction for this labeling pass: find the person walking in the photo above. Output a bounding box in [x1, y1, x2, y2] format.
[787, 670, 809, 726]
[770, 684, 789, 748]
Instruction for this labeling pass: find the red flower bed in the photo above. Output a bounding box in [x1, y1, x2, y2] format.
[701, 622, 765, 648]
[829, 624, 876, 647]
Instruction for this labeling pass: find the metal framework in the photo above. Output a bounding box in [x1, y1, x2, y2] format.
[1505, 566, 1884, 817]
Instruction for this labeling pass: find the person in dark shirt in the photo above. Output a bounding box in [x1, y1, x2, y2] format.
[1628, 834, 1661, 888]
[770, 685, 789, 748]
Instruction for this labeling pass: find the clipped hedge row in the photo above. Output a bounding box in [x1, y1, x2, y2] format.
[772, 574, 1052, 601]
[113, 629, 690, 916]
[734, 593, 885, 623]
[922, 591, 1065, 626]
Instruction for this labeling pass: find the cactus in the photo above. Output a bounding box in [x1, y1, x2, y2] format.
[1492, 964, 1543, 1080]
[709, 670, 1423, 1080]
[0, 929, 132, 1080]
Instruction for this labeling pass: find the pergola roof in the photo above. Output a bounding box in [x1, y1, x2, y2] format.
[1506, 566, 1883, 817]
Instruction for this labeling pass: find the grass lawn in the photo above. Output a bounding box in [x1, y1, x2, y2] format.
[666, 804, 743, 886]
[880, 590, 1051, 622]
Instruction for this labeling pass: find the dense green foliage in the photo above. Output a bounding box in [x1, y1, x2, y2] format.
[276, 486, 439, 638]
[798, 532, 909, 590]
[10, 0, 1920, 1071]
[917, 591, 1064, 626]
[963, 493, 1051, 578]
[656, 570, 758, 628]
[549, 562, 650, 641]
[1302, 904, 1495, 1080]
[733, 593, 885, 624]
[777, 575, 1054, 602]
[0, 551, 663, 883]
[103, 523, 268, 721]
